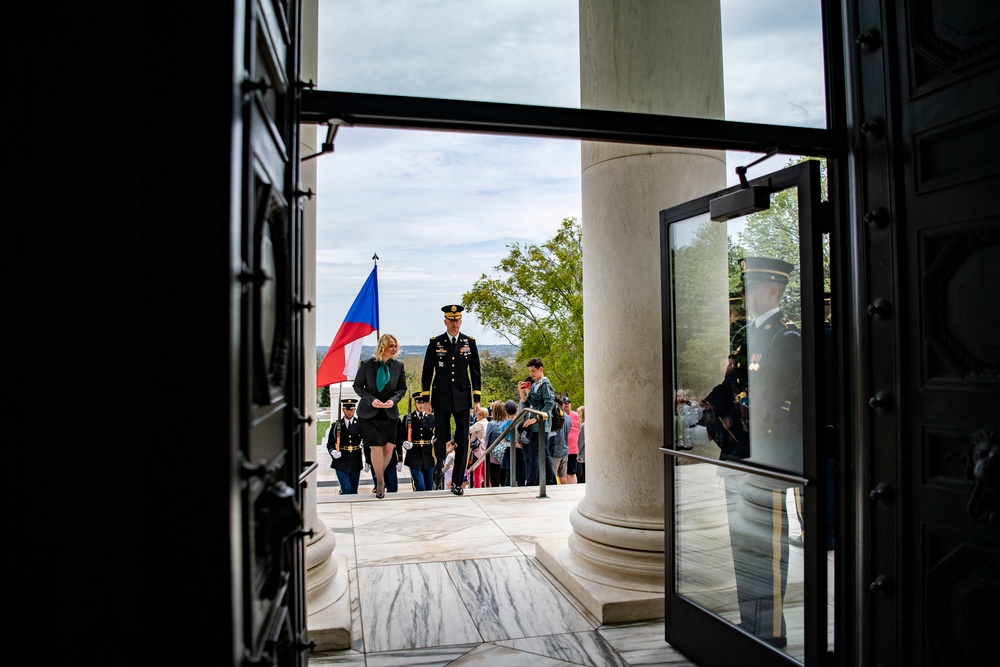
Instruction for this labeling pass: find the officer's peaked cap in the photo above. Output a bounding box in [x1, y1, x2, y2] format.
[741, 256, 794, 285]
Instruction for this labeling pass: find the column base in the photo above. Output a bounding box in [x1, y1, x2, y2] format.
[305, 553, 352, 650]
[536, 538, 664, 625]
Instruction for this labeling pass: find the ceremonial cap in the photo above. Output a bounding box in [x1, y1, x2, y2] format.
[341, 398, 358, 409]
[442, 304, 464, 320]
[741, 256, 794, 285]
[414, 394, 427, 403]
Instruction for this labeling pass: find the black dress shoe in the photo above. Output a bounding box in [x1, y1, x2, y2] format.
[451, 483, 464, 496]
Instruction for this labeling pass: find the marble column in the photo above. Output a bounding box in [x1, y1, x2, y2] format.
[536, 0, 726, 624]
[300, 0, 352, 649]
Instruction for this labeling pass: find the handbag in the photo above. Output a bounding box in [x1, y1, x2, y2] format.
[471, 436, 486, 458]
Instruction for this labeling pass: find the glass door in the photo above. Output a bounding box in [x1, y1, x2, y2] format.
[660, 160, 832, 666]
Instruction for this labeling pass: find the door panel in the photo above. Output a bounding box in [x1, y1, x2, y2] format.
[661, 160, 830, 666]
[876, 1, 1000, 665]
[240, 0, 308, 664]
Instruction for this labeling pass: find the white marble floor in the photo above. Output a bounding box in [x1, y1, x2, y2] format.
[310, 448, 699, 667]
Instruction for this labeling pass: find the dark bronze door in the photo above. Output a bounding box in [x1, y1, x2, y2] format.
[239, 0, 309, 664]
[854, 2, 999, 665]
[660, 160, 832, 666]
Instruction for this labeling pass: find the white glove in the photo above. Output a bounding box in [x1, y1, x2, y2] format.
[397, 461, 403, 473]
[331, 450, 342, 459]
[402, 440, 413, 450]
[364, 462, 370, 473]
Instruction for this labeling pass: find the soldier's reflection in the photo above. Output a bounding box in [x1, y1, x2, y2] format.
[724, 256, 803, 649]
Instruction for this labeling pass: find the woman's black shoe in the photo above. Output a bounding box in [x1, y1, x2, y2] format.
[451, 484, 464, 496]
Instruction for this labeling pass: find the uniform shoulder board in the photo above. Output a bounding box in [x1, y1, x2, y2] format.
[469, 336, 475, 340]
[430, 336, 436, 341]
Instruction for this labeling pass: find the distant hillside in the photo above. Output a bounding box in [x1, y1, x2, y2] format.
[317, 344, 519, 361]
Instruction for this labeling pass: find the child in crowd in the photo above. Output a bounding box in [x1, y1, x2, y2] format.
[442, 440, 456, 482]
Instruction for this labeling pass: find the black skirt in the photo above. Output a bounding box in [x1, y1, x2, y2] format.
[359, 412, 397, 448]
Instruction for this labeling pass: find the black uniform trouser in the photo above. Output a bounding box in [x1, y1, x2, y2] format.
[725, 473, 790, 642]
[433, 408, 469, 488]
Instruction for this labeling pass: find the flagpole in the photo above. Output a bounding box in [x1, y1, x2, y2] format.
[372, 252, 380, 340]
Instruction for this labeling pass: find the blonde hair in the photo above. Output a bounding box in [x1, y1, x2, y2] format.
[577, 405, 585, 423]
[477, 407, 489, 420]
[374, 334, 398, 361]
[491, 401, 506, 421]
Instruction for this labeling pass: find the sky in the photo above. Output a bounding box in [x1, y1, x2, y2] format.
[313, 0, 825, 347]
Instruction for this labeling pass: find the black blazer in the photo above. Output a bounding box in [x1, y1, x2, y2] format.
[353, 357, 408, 420]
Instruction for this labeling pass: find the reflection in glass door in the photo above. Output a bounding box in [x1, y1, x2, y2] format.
[661, 160, 831, 667]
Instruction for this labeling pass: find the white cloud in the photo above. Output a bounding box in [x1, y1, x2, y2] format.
[318, 0, 581, 106]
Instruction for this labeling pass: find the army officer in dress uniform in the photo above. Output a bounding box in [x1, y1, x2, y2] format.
[726, 256, 803, 649]
[324, 398, 365, 495]
[421, 304, 482, 495]
[401, 394, 436, 491]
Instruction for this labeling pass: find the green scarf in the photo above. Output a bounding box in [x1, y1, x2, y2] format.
[376, 360, 391, 392]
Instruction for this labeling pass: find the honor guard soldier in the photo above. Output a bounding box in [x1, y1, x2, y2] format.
[726, 256, 803, 649]
[324, 399, 365, 495]
[401, 394, 436, 491]
[421, 304, 482, 495]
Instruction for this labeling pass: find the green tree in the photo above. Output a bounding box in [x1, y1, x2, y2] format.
[479, 350, 522, 404]
[671, 217, 731, 396]
[464, 217, 583, 403]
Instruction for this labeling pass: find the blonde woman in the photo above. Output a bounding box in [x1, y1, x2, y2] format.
[353, 334, 407, 498]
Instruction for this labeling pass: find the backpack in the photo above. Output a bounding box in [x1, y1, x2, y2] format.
[550, 404, 566, 431]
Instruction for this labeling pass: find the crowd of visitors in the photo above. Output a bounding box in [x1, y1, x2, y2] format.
[322, 348, 584, 493]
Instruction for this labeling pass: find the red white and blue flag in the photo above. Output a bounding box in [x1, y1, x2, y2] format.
[316, 266, 379, 386]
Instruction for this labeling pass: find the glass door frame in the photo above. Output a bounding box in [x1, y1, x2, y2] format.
[660, 160, 830, 667]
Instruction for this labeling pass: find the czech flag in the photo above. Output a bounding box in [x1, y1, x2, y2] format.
[316, 266, 379, 386]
